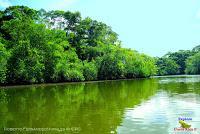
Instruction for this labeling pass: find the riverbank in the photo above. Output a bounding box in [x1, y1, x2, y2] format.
[2, 75, 200, 89]
[0, 77, 151, 89]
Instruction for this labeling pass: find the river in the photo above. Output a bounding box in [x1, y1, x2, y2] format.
[0, 75, 200, 134]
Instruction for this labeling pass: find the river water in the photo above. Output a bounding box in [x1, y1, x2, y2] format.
[0, 75, 200, 134]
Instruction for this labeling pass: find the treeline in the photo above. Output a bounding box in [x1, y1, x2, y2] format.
[0, 6, 157, 85]
[156, 45, 200, 75]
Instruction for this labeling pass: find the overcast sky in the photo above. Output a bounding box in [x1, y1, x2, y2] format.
[1, 0, 200, 56]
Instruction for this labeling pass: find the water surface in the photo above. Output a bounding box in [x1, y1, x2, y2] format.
[0, 75, 200, 133]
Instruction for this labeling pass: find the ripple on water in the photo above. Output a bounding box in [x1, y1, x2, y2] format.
[117, 86, 200, 134]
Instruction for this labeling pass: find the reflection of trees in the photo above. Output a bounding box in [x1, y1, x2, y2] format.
[0, 79, 157, 133]
[158, 77, 200, 95]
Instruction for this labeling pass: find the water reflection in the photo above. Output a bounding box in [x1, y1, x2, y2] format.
[0, 76, 200, 134]
[0, 79, 157, 134]
[118, 76, 200, 134]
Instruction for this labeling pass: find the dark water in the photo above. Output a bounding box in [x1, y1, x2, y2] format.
[0, 75, 200, 134]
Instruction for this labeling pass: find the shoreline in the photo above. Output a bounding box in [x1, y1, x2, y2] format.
[1, 74, 199, 89]
[0, 77, 149, 89]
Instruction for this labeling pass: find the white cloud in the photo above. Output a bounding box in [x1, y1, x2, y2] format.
[0, 0, 11, 8]
[47, 0, 76, 10]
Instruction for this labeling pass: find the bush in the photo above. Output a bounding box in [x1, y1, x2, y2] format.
[156, 57, 179, 75]
[185, 52, 200, 74]
[0, 43, 9, 84]
[6, 41, 45, 84]
[83, 60, 98, 81]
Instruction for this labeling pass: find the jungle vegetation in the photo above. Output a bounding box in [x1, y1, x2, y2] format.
[0, 6, 157, 85]
[156, 46, 200, 75]
[1, 6, 200, 85]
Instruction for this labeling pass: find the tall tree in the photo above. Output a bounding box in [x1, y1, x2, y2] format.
[185, 52, 200, 74]
[156, 57, 179, 75]
[165, 50, 193, 74]
[0, 43, 9, 84]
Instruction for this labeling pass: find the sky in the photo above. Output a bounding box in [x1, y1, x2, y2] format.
[1, 0, 200, 57]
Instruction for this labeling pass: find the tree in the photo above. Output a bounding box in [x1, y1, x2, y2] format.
[123, 49, 156, 78]
[83, 60, 98, 81]
[0, 6, 38, 41]
[67, 17, 119, 60]
[97, 46, 157, 80]
[6, 40, 45, 84]
[97, 46, 126, 80]
[0, 6, 157, 85]
[0, 43, 9, 84]
[156, 57, 179, 75]
[3, 6, 38, 20]
[38, 9, 81, 31]
[185, 52, 200, 74]
[165, 50, 193, 74]
[192, 45, 200, 52]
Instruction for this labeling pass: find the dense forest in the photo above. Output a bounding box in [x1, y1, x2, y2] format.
[1, 6, 200, 85]
[156, 45, 200, 75]
[0, 6, 157, 85]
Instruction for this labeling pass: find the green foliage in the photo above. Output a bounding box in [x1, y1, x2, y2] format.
[0, 6, 157, 85]
[123, 50, 156, 78]
[65, 17, 120, 60]
[98, 53, 124, 80]
[97, 47, 157, 80]
[156, 45, 200, 76]
[192, 45, 200, 52]
[0, 43, 9, 84]
[83, 60, 98, 81]
[165, 50, 194, 74]
[185, 52, 200, 74]
[156, 57, 179, 75]
[3, 6, 38, 20]
[140, 54, 157, 77]
[57, 49, 85, 82]
[7, 40, 45, 84]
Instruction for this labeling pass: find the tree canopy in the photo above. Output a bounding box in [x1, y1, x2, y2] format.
[0, 6, 157, 85]
[156, 46, 200, 76]
[185, 52, 200, 74]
